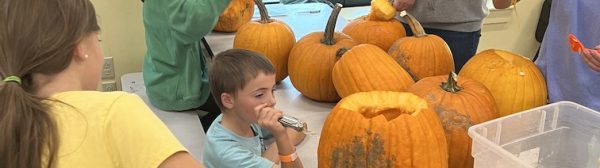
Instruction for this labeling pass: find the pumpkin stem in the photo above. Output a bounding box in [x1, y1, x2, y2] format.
[254, 0, 271, 23]
[441, 72, 463, 93]
[321, 3, 343, 45]
[402, 12, 427, 37]
[335, 47, 349, 60]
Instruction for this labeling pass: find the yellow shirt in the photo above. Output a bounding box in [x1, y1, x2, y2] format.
[47, 91, 186, 168]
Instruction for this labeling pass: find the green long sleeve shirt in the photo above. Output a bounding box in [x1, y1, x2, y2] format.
[142, 0, 231, 111]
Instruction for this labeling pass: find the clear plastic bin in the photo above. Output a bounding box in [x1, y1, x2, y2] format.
[468, 101, 600, 168]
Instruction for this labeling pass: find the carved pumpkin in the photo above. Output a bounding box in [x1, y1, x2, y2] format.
[459, 49, 548, 116]
[408, 72, 500, 168]
[213, 0, 255, 32]
[234, 0, 295, 82]
[288, 4, 358, 102]
[341, 0, 406, 51]
[318, 91, 448, 168]
[388, 13, 455, 81]
[332, 44, 415, 98]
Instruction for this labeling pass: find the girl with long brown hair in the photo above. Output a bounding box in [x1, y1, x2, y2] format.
[0, 0, 204, 167]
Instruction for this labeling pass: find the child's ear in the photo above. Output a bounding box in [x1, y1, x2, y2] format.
[72, 40, 87, 62]
[221, 93, 234, 109]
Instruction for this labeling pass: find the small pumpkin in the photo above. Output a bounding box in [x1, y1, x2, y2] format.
[341, 0, 406, 51]
[288, 3, 358, 102]
[318, 91, 448, 168]
[234, 0, 296, 82]
[388, 13, 455, 81]
[332, 44, 415, 98]
[459, 49, 548, 116]
[408, 72, 500, 168]
[213, 0, 255, 32]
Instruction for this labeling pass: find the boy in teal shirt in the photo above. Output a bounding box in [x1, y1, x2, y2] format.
[203, 49, 305, 168]
[142, 0, 231, 131]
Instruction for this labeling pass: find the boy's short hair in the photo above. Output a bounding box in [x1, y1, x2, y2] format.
[208, 49, 276, 110]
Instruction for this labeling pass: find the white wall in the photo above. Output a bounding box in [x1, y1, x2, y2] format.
[91, 0, 146, 90]
[480, 0, 544, 59]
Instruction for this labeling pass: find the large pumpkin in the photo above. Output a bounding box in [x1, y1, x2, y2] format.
[332, 44, 415, 98]
[408, 72, 500, 168]
[388, 13, 455, 81]
[234, 0, 296, 82]
[318, 91, 448, 168]
[288, 4, 358, 102]
[341, 0, 406, 51]
[459, 49, 548, 116]
[213, 0, 255, 32]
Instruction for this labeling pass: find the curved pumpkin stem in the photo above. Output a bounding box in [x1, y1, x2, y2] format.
[254, 0, 271, 23]
[321, 3, 343, 45]
[402, 12, 427, 37]
[335, 47, 350, 60]
[441, 72, 463, 93]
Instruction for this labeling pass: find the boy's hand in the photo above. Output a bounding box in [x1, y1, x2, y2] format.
[255, 103, 287, 136]
[581, 45, 600, 72]
[287, 128, 306, 146]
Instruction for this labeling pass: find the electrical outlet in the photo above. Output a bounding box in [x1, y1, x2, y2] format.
[102, 57, 115, 79]
[101, 81, 117, 92]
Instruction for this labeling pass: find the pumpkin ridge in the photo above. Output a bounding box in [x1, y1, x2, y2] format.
[347, 51, 364, 94]
[358, 49, 376, 91]
[523, 66, 535, 107]
[401, 115, 415, 167]
[367, 48, 388, 90]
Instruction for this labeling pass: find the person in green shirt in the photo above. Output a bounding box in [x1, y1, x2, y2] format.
[142, 0, 231, 132]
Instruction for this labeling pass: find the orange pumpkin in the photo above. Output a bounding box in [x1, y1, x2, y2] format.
[388, 13, 455, 81]
[288, 3, 358, 102]
[213, 0, 255, 32]
[318, 91, 448, 168]
[459, 49, 548, 116]
[332, 44, 415, 98]
[408, 72, 500, 168]
[341, 0, 406, 51]
[234, 0, 295, 82]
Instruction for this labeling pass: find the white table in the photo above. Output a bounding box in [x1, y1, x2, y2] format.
[121, 73, 207, 160]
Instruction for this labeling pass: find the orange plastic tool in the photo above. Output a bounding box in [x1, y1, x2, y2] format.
[568, 33, 584, 53]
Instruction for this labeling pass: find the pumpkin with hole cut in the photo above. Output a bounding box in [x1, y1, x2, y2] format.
[288, 3, 358, 102]
[408, 72, 500, 168]
[318, 91, 448, 168]
[458, 49, 547, 116]
[234, 0, 295, 82]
